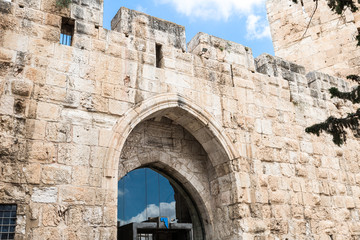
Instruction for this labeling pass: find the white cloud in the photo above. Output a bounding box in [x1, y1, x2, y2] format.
[155, 0, 266, 20]
[246, 14, 271, 40]
[136, 5, 147, 13]
[118, 188, 128, 198]
[119, 202, 176, 224]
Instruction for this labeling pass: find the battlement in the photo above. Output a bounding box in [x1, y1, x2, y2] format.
[111, 7, 186, 50]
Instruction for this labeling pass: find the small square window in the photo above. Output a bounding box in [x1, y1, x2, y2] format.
[60, 17, 75, 46]
[0, 204, 17, 240]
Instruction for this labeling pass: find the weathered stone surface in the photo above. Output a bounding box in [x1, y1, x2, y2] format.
[31, 187, 58, 203]
[0, 2, 359, 240]
[267, 0, 360, 79]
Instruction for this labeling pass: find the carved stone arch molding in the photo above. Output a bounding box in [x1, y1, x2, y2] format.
[103, 93, 243, 240]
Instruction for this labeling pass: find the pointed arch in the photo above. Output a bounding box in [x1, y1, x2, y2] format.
[103, 93, 240, 178]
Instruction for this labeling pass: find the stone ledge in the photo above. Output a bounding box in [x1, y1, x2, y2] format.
[111, 7, 186, 50]
[255, 53, 306, 79]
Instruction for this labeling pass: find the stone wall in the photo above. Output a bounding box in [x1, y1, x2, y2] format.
[0, 0, 360, 239]
[267, 0, 360, 79]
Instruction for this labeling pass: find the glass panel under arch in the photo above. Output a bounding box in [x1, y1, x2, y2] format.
[118, 168, 191, 226]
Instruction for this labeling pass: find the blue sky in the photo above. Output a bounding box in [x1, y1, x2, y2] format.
[103, 0, 274, 57]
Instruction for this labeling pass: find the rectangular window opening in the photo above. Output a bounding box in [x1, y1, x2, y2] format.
[156, 43, 163, 68]
[0, 204, 17, 240]
[60, 17, 75, 46]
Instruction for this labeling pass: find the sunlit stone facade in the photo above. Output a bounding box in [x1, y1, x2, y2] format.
[0, 0, 359, 239]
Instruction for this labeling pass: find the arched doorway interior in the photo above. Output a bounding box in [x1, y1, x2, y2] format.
[107, 94, 242, 240]
[118, 167, 203, 240]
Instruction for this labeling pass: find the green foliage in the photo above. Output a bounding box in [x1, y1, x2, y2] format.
[306, 80, 360, 145]
[327, 0, 358, 14]
[305, 74, 360, 146]
[56, 0, 72, 8]
[305, 109, 360, 146]
[356, 32, 360, 46]
[291, 0, 360, 145]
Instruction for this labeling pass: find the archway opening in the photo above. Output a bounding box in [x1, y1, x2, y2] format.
[118, 167, 203, 240]
[109, 94, 241, 240]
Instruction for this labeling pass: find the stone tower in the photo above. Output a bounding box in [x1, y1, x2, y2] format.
[267, 0, 360, 78]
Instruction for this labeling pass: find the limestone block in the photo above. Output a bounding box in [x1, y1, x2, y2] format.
[31, 227, 61, 240]
[42, 205, 62, 227]
[89, 167, 102, 187]
[23, 67, 45, 84]
[36, 101, 61, 120]
[300, 141, 313, 154]
[59, 186, 95, 204]
[72, 166, 89, 186]
[0, 48, 15, 65]
[45, 13, 61, 27]
[73, 77, 95, 93]
[108, 99, 131, 116]
[229, 203, 250, 220]
[23, 163, 41, 184]
[0, 0, 11, 12]
[0, 95, 14, 115]
[46, 69, 67, 87]
[28, 140, 57, 162]
[83, 206, 103, 225]
[240, 218, 267, 234]
[31, 187, 58, 203]
[58, 143, 91, 166]
[10, 79, 32, 96]
[80, 93, 108, 112]
[73, 125, 99, 146]
[46, 122, 71, 143]
[98, 129, 112, 147]
[1, 32, 29, 52]
[41, 165, 72, 185]
[270, 190, 289, 204]
[103, 206, 117, 226]
[100, 227, 117, 240]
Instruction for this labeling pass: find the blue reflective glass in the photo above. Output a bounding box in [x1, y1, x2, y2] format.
[126, 169, 146, 223]
[146, 169, 160, 219]
[118, 168, 176, 226]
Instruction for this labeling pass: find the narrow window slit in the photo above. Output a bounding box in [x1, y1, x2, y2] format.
[156, 43, 163, 68]
[60, 17, 75, 46]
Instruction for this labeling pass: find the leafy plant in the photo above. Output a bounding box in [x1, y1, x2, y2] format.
[305, 75, 360, 145]
[56, 0, 72, 8]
